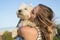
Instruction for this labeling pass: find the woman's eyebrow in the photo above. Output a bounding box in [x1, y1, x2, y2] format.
[32, 9, 34, 14]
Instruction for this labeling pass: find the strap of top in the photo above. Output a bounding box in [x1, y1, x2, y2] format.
[35, 27, 42, 40]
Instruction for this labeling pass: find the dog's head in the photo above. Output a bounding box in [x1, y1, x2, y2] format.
[17, 3, 33, 20]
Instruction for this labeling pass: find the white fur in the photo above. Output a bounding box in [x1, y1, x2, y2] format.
[16, 3, 36, 27]
[19, 20, 36, 27]
[17, 3, 33, 19]
[11, 28, 18, 38]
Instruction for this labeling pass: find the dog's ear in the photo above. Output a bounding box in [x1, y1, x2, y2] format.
[19, 3, 28, 9]
[29, 3, 33, 8]
[30, 3, 33, 6]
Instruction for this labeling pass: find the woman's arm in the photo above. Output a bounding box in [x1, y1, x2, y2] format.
[18, 26, 38, 40]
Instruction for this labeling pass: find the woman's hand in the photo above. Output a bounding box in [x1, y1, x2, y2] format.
[18, 26, 38, 40]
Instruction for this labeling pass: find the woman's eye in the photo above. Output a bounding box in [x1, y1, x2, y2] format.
[25, 8, 27, 10]
[32, 10, 34, 14]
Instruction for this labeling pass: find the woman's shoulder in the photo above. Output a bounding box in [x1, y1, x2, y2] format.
[20, 26, 38, 40]
[20, 26, 38, 34]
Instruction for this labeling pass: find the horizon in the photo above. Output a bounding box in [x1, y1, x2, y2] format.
[0, 0, 60, 31]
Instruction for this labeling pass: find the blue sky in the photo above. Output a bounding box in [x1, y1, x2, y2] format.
[0, 0, 60, 31]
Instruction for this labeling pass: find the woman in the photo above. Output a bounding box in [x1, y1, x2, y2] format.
[18, 4, 55, 40]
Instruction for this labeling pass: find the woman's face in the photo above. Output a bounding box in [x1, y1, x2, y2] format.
[30, 6, 40, 20]
[33, 6, 40, 14]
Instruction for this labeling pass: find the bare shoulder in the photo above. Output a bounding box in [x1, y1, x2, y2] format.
[20, 26, 38, 40]
[20, 26, 38, 34]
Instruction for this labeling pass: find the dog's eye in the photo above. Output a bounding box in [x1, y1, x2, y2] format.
[25, 8, 27, 10]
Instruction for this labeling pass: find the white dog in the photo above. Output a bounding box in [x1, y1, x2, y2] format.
[16, 3, 36, 27]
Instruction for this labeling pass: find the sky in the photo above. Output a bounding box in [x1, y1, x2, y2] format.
[0, 0, 60, 31]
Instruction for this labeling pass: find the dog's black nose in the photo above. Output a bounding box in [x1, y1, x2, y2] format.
[18, 10, 22, 12]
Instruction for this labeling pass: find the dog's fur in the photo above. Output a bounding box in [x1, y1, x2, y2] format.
[16, 3, 36, 27]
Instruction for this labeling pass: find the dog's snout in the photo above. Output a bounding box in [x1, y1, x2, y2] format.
[18, 10, 22, 12]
